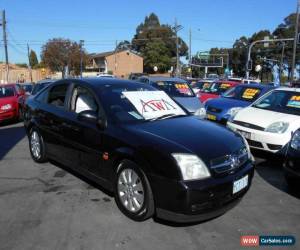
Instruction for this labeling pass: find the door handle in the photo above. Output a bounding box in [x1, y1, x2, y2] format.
[62, 122, 80, 132]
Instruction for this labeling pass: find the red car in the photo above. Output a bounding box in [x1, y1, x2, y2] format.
[198, 80, 241, 103]
[0, 84, 25, 123]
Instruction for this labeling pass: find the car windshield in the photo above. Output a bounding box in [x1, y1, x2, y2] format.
[252, 90, 300, 116]
[223, 86, 262, 102]
[152, 81, 195, 97]
[99, 84, 187, 123]
[204, 82, 233, 94]
[191, 81, 212, 91]
[0, 86, 15, 98]
[31, 82, 50, 95]
[22, 85, 33, 93]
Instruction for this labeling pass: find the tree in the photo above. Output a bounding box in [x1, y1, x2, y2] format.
[116, 40, 131, 50]
[142, 40, 172, 73]
[41, 38, 87, 78]
[131, 13, 188, 73]
[29, 50, 38, 68]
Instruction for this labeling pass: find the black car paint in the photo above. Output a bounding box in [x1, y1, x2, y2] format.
[24, 78, 254, 222]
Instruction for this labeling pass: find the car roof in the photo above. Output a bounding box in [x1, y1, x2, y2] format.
[36, 79, 57, 84]
[0, 83, 17, 87]
[235, 83, 274, 89]
[58, 78, 155, 91]
[141, 76, 187, 82]
[275, 87, 300, 92]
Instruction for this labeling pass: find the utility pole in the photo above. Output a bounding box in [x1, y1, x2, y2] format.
[291, 0, 300, 80]
[27, 44, 33, 82]
[79, 40, 84, 78]
[1, 10, 9, 83]
[189, 28, 192, 77]
[174, 18, 183, 77]
[114, 40, 118, 75]
[279, 42, 286, 83]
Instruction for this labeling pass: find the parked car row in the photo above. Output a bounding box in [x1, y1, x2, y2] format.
[23, 77, 254, 223]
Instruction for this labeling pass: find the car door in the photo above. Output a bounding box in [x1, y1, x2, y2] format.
[63, 83, 107, 178]
[35, 82, 77, 165]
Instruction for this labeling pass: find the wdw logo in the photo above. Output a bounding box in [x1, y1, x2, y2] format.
[240, 235, 296, 247]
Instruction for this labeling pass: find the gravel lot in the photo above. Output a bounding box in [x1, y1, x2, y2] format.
[0, 122, 299, 250]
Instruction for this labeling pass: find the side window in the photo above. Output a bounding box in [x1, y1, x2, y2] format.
[36, 88, 49, 103]
[70, 86, 98, 114]
[48, 84, 68, 108]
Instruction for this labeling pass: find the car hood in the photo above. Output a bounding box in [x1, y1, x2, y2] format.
[124, 116, 244, 165]
[0, 96, 17, 106]
[234, 107, 300, 129]
[206, 97, 250, 111]
[173, 97, 202, 113]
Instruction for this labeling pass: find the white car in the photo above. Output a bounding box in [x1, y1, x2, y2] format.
[227, 87, 300, 153]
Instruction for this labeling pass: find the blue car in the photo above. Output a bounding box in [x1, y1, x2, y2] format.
[205, 84, 275, 124]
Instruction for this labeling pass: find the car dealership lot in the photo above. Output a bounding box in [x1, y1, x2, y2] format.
[0, 122, 299, 250]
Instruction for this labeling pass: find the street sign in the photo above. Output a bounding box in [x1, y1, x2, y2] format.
[264, 36, 270, 48]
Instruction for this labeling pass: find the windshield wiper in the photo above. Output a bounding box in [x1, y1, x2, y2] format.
[148, 113, 186, 121]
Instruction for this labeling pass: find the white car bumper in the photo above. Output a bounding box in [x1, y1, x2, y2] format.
[227, 121, 291, 153]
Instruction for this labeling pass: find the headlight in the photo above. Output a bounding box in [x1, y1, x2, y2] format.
[172, 153, 211, 180]
[291, 130, 300, 150]
[194, 107, 206, 119]
[1, 104, 12, 110]
[226, 107, 243, 120]
[265, 122, 289, 134]
[241, 135, 254, 162]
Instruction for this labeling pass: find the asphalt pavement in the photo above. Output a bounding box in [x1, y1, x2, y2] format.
[0, 122, 299, 250]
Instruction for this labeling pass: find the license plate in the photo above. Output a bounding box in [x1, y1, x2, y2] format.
[233, 175, 248, 194]
[207, 114, 217, 121]
[238, 130, 251, 139]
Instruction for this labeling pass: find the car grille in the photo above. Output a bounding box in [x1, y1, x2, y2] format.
[232, 120, 265, 131]
[207, 106, 222, 113]
[247, 139, 263, 148]
[210, 147, 249, 175]
[267, 144, 282, 150]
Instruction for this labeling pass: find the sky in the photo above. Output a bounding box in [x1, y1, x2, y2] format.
[0, 0, 296, 63]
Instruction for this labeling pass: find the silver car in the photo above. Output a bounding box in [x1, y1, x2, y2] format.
[137, 76, 206, 118]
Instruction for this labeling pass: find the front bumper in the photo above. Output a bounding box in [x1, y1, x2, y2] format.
[0, 109, 17, 122]
[149, 162, 254, 223]
[227, 121, 290, 153]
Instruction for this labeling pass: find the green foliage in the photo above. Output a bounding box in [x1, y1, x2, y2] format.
[143, 40, 172, 73]
[29, 50, 38, 68]
[41, 38, 88, 77]
[132, 13, 188, 73]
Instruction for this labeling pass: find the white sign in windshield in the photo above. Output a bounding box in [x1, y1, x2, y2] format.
[122, 91, 186, 120]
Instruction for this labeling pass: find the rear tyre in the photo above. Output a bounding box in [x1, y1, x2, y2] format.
[114, 160, 155, 221]
[29, 128, 47, 163]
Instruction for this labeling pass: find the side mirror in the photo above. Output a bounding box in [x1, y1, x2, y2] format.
[77, 110, 106, 129]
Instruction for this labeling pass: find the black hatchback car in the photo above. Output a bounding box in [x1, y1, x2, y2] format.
[23, 78, 254, 222]
[284, 129, 300, 187]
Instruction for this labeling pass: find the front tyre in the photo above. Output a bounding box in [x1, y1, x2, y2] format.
[29, 128, 47, 163]
[114, 160, 155, 221]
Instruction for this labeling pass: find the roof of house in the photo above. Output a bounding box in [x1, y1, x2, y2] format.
[89, 49, 142, 59]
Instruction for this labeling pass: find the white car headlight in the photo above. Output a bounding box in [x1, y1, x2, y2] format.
[265, 122, 289, 134]
[226, 107, 243, 120]
[291, 130, 300, 150]
[194, 107, 206, 119]
[172, 153, 211, 180]
[1, 104, 12, 110]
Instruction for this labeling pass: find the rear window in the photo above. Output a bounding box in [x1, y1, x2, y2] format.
[0, 86, 15, 98]
[153, 81, 195, 97]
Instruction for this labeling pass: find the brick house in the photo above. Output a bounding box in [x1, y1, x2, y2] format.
[88, 49, 143, 78]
